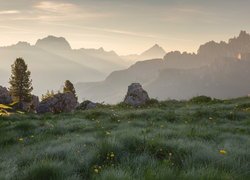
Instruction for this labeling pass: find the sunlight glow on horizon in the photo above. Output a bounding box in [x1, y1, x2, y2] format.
[0, 0, 249, 55]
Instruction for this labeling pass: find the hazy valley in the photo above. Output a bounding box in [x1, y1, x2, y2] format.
[1, 36, 160, 97]
[2, 31, 250, 103]
[76, 31, 250, 103]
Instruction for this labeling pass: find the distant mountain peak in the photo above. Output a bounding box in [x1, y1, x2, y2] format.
[152, 44, 161, 48]
[228, 30, 250, 44]
[35, 35, 71, 50]
[98, 47, 104, 52]
[238, 30, 250, 39]
[239, 30, 248, 36]
[11, 41, 31, 48]
[140, 44, 166, 59]
[197, 30, 250, 59]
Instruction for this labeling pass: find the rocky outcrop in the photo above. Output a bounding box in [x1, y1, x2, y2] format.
[124, 83, 150, 107]
[77, 100, 98, 110]
[198, 31, 250, 60]
[10, 95, 40, 112]
[22, 95, 40, 112]
[30, 95, 40, 110]
[37, 92, 77, 113]
[0, 86, 12, 105]
[35, 35, 71, 51]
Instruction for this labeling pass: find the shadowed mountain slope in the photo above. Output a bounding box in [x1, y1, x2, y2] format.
[76, 31, 250, 103]
[0, 36, 129, 96]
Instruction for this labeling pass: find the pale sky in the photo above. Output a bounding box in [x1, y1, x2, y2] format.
[0, 0, 249, 55]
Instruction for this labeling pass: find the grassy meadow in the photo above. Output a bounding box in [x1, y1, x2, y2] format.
[0, 97, 250, 180]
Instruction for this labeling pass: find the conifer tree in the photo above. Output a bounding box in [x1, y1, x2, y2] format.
[9, 58, 33, 108]
[63, 80, 77, 98]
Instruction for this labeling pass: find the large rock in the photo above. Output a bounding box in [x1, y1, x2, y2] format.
[21, 95, 40, 112]
[0, 86, 12, 105]
[30, 95, 40, 110]
[124, 83, 150, 106]
[37, 92, 77, 113]
[10, 95, 40, 112]
[77, 100, 98, 110]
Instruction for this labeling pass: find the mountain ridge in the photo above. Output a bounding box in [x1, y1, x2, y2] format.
[75, 30, 250, 103]
[35, 35, 72, 50]
[140, 44, 166, 58]
[0, 35, 128, 96]
[121, 44, 166, 62]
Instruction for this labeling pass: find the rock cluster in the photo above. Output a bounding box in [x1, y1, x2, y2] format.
[37, 92, 77, 113]
[124, 83, 150, 106]
[77, 100, 97, 110]
[0, 86, 12, 105]
[21, 95, 40, 112]
[1, 83, 151, 113]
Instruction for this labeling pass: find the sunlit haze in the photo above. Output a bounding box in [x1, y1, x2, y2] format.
[1, 1, 250, 178]
[0, 0, 250, 54]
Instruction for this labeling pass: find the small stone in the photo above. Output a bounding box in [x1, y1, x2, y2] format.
[76, 100, 97, 110]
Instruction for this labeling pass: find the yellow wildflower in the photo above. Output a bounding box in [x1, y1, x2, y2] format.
[19, 138, 24, 141]
[219, 149, 227, 155]
[110, 152, 115, 158]
[94, 168, 99, 173]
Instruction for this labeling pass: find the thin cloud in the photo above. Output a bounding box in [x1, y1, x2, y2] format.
[29, 1, 113, 21]
[44, 23, 158, 39]
[174, 6, 216, 17]
[43, 22, 192, 43]
[93, 27, 157, 38]
[34, 1, 76, 13]
[0, 25, 21, 30]
[0, 10, 20, 15]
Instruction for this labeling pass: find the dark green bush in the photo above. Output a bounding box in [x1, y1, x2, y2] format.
[189, 96, 213, 103]
[144, 98, 159, 106]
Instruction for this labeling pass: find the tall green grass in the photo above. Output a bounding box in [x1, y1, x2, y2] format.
[0, 97, 250, 179]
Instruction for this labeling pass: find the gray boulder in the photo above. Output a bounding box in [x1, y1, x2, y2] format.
[21, 95, 40, 112]
[124, 83, 150, 106]
[0, 86, 12, 104]
[31, 95, 40, 110]
[77, 100, 97, 110]
[37, 92, 77, 113]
